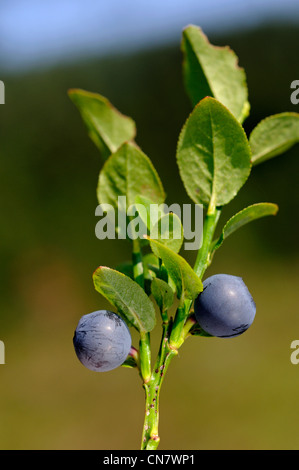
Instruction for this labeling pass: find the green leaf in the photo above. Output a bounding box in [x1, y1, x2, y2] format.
[211, 202, 279, 254]
[249, 113, 299, 165]
[98, 141, 165, 209]
[68, 88, 136, 160]
[151, 212, 184, 254]
[182, 25, 249, 122]
[151, 278, 174, 313]
[148, 238, 203, 300]
[177, 97, 252, 208]
[97, 142, 165, 240]
[121, 357, 137, 369]
[93, 266, 156, 332]
[189, 324, 213, 337]
[134, 195, 166, 232]
[142, 253, 160, 280]
[133, 197, 184, 253]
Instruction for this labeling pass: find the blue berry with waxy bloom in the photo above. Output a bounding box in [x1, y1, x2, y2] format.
[194, 274, 256, 338]
[73, 310, 132, 372]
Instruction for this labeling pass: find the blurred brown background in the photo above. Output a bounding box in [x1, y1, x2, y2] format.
[0, 3, 299, 450]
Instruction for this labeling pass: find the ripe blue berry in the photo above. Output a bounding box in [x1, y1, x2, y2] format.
[194, 274, 256, 338]
[73, 310, 131, 372]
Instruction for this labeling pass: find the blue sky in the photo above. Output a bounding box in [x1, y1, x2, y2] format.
[0, 0, 299, 71]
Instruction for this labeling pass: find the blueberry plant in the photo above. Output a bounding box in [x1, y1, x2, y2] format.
[70, 25, 299, 450]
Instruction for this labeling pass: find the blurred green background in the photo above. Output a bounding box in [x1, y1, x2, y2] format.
[0, 14, 299, 450]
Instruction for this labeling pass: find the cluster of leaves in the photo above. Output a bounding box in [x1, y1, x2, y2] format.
[68, 25, 299, 342]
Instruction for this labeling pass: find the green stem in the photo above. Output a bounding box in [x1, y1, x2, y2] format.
[181, 314, 197, 339]
[194, 206, 221, 279]
[160, 309, 169, 325]
[132, 237, 152, 382]
[139, 331, 151, 384]
[141, 321, 177, 450]
[132, 238, 144, 288]
[128, 345, 139, 366]
[169, 300, 186, 349]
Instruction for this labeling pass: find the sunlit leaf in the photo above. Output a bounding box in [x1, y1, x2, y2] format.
[177, 97, 251, 208]
[68, 88, 136, 159]
[182, 25, 249, 122]
[211, 202, 279, 254]
[93, 266, 156, 332]
[148, 238, 202, 300]
[151, 278, 174, 313]
[249, 113, 299, 165]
